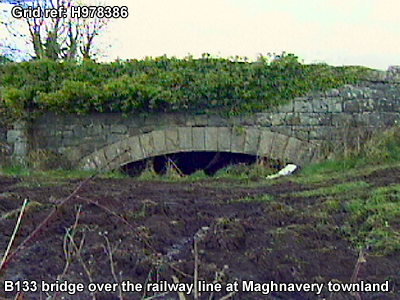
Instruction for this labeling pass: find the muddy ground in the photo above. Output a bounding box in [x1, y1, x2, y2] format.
[0, 169, 399, 300]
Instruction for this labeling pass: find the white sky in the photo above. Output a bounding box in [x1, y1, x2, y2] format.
[2, 0, 400, 70]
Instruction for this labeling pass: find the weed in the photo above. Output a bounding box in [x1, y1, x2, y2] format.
[293, 181, 370, 197]
[341, 184, 400, 253]
[229, 193, 274, 204]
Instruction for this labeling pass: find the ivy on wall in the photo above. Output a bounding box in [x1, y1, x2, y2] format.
[0, 53, 370, 121]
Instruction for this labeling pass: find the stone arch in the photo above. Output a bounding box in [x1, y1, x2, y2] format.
[79, 126, 320, 171]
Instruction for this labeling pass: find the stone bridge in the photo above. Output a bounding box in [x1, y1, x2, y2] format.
[2, 67, 400, 172]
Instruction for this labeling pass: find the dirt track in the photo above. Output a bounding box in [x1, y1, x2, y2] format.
[0, 170, 399, 300]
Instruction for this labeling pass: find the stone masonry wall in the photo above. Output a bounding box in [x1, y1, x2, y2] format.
[4, 66, 400, 168]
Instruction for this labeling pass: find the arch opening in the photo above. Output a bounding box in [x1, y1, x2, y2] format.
[120, 151, 285, 177]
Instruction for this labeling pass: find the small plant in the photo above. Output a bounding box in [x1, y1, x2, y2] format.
[230, 193, 274, 204]
[293, 181, 370, 198]
[344, 184, 400, 253]
[138, 164, 159, 181]
[28, 149, 72, 171]
[214, 160, 276, 180]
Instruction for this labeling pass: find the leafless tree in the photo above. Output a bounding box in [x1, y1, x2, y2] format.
[0, 0, 110, 61]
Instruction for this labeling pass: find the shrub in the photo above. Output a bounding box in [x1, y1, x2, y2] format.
[0, 53, 371, 120]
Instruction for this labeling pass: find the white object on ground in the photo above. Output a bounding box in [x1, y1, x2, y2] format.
[266, 164, 298, 179]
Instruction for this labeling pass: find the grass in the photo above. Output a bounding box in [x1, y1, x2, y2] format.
[277, 124, 400, 255]
[228, 193, 274, 204]
[292, 181, 370, 197]
[342, 184, 400, 253]
[0, 165, 128, 180]
[275, 181, 400, 255]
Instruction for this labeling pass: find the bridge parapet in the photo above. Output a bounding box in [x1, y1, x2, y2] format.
[2, 67, 400, 169]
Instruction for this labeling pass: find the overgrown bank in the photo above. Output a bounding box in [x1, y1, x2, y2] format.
[0, 53, 370, 120]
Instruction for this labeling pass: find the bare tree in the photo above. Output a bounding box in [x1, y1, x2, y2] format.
[79, 14, 108, 59]
[0, 0, 110, 61]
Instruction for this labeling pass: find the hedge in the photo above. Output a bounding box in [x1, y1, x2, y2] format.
[0, 53, 371, 120]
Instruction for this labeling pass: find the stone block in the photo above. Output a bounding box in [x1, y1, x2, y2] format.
[192, 127, 205, 150]
[244, 128, 260, 154]
[325, 88, 340, 97]
[118, 139, 131, 154]
[87, 136, 108, 150]
[376, 99, 396, 112]
[7, 130, 24, 142]
[82, 158, 97, 170]
[150, 114, 169, 127]
[308, 127, 336, 140]
[312, 99, 329, 113]
[255, 113, 272, 126]
[217, 127, 231, 151]
[110, 150, 132, 169]
[285, 113, 301, 126]
[208, 115, 228, 126]
[178, 127, 193, 150]
[258, 130, 275, 156]
[316, 113, 332, 126]
[205, 127, 218, 151]
[297, 142, 316, 165]
[270, 133, 289, 160]
[340, 85, 364, 100]
[308, 90, 324, 99]
[139, 133, 155, 157]
[59, 147, 82, 163]
[104, 141, 123, 161]
[387, 66, 400, 83]
[165, 128, 179, 151]
[270, 126, 293, 137]
[86, 124, 104, 135]
[359, 99, 375, 112]
[13, 141, 28, 156]
[151, 130, 166, 154]
[128, 126, 144, 136]
[284, 137, 305, 163]
[168, 113, 188, 126]
[62, 135, 88, 147]
[277, 101, 294, 113]
[144, 114, 162, 127]
[110, 125, 127, 134]
[230, 127, 246, 153]
[107, 134, 128, 144]
[292, 130, 309, 141]
[140, 125, 155, 133]
[92, 149, 108, 169]
[12, 121, 28, 130]
[371, 89, 385, 101]
[72, 125, 85, 137]
[270, 113, 287, 126]
[294, 97, 313, 113]
[332, 113, 353, 126]
[126, 136, 144, 161]
[192, 115, 209, 127]
[226, 115, 242, 127]
[365, 70, 387, 82]
[343, 100, 360, 113]
[240, 114, 256, 126]
[361, 87, 374, 99]
[326, 98, 343, 113]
